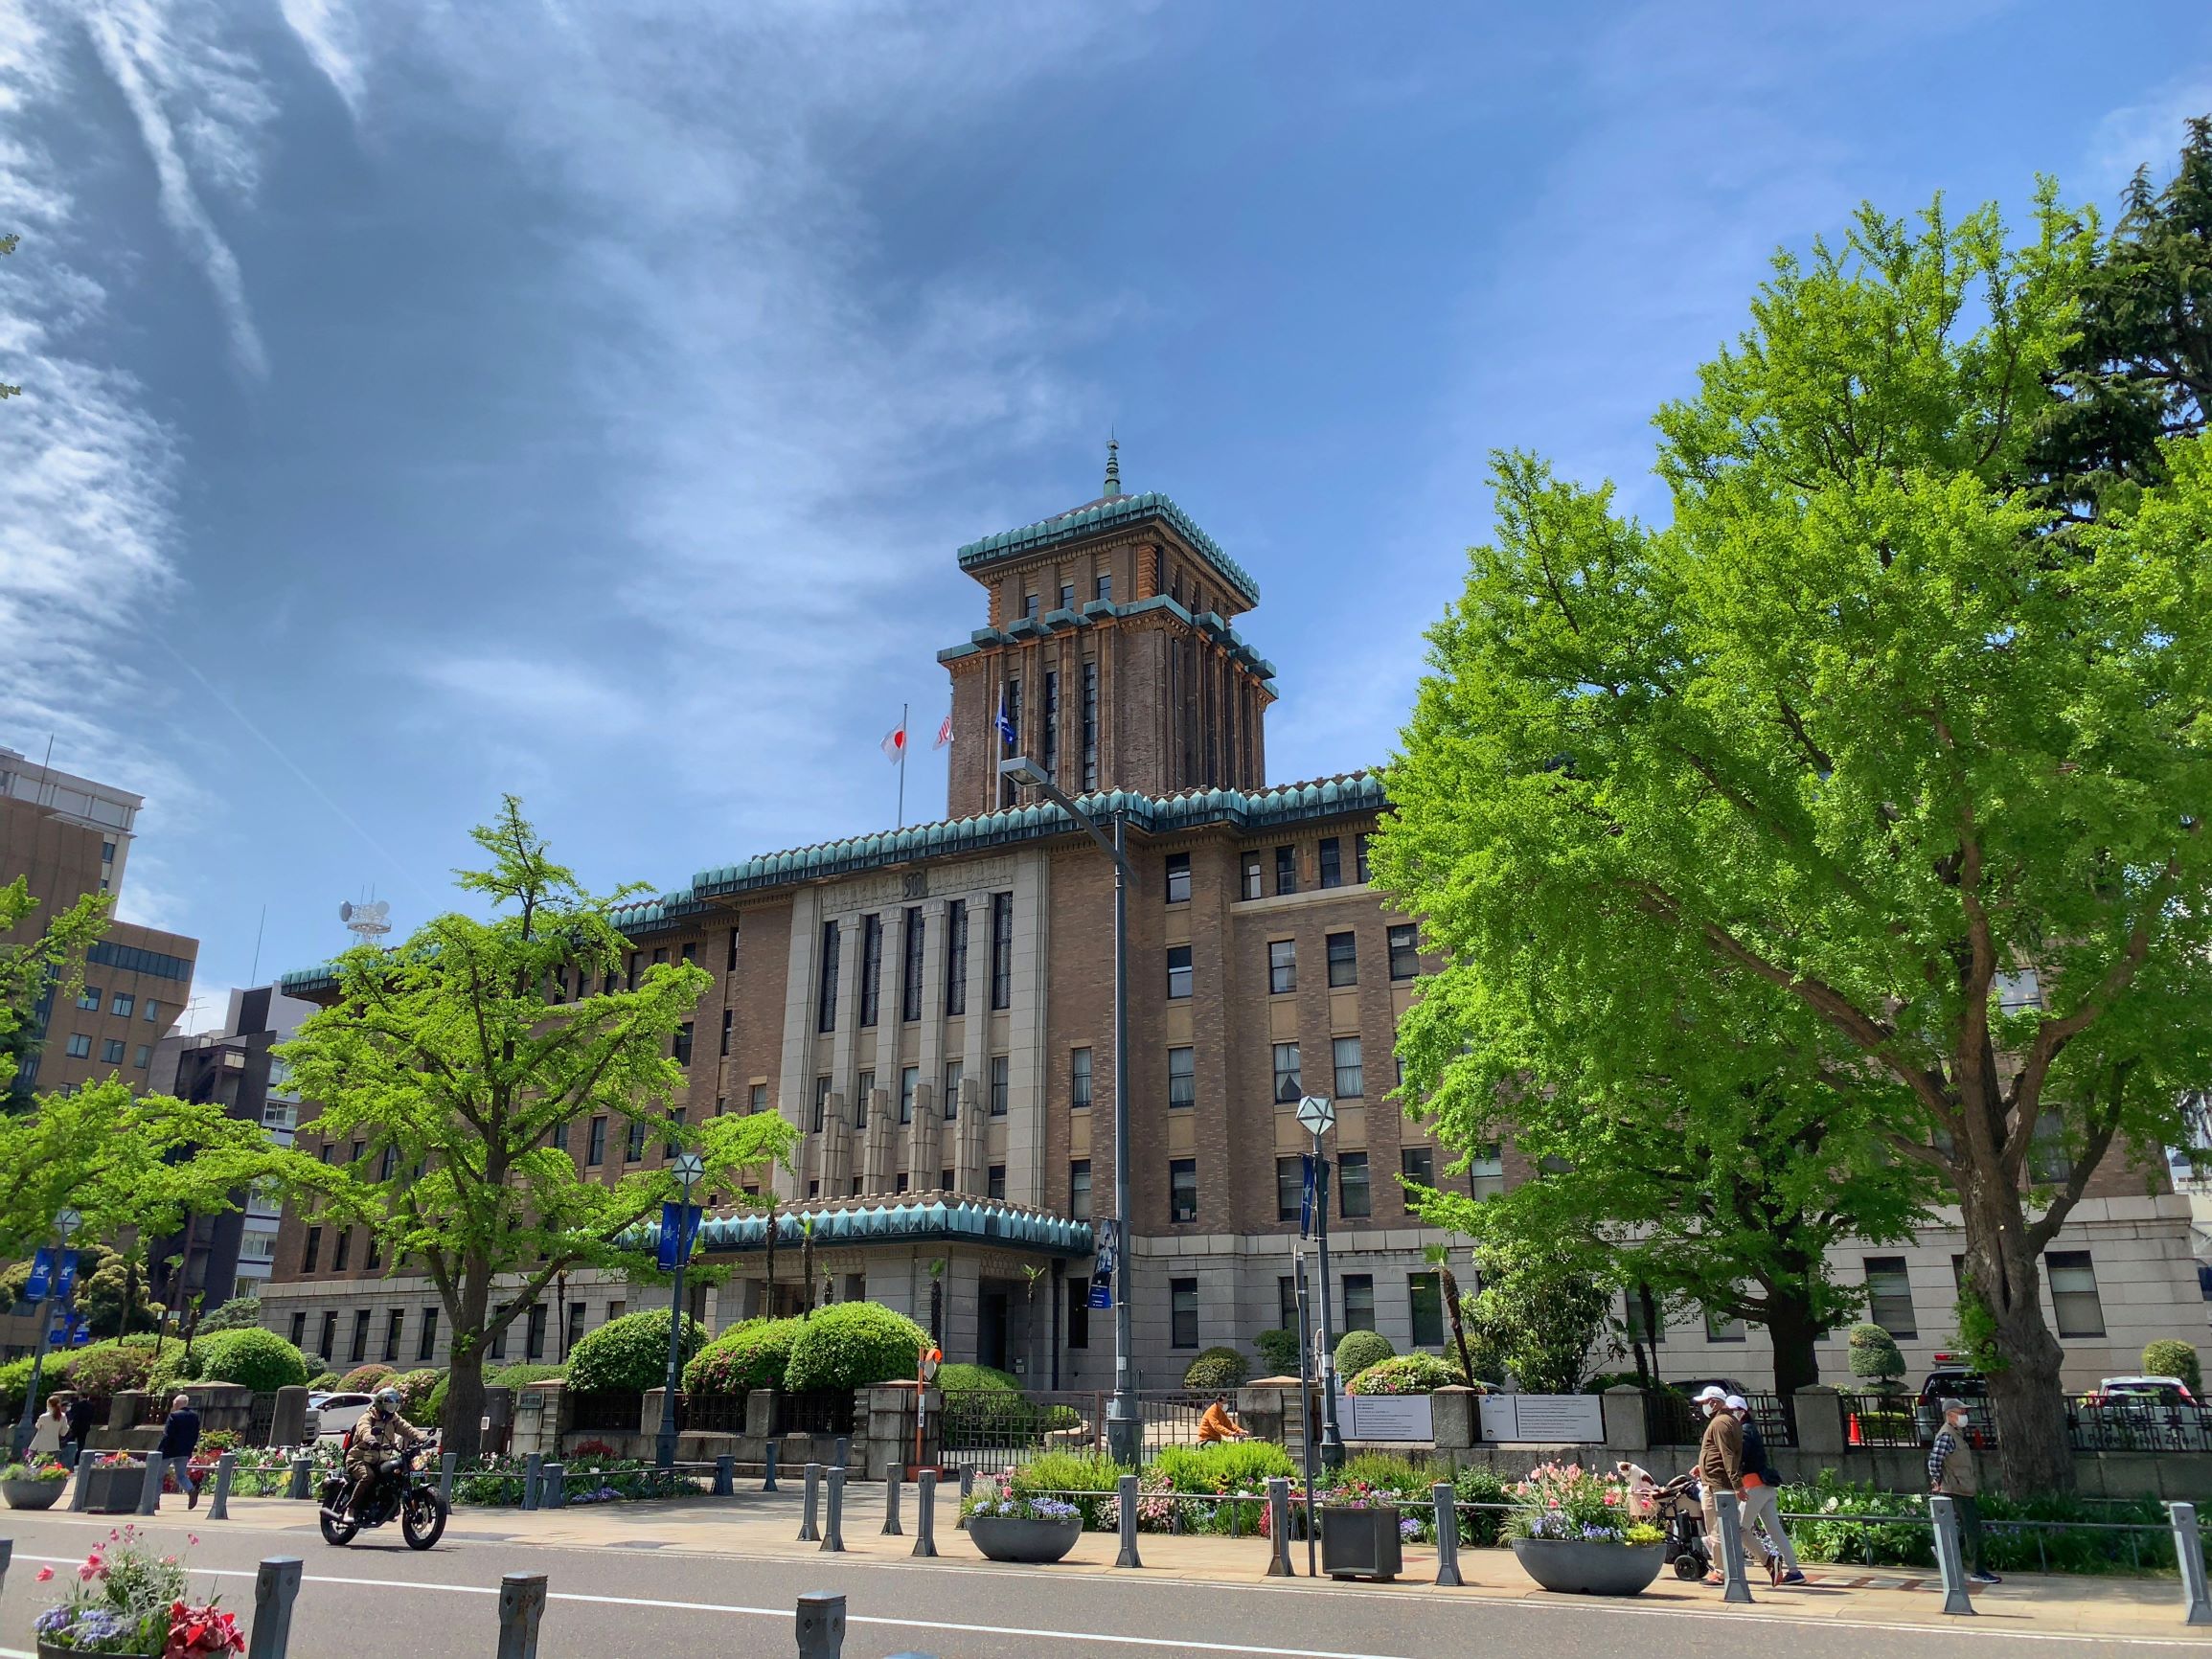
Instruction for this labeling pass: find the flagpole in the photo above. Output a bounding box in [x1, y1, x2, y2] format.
[897, 701, 908, 828]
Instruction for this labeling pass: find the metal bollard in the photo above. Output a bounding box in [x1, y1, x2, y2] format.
[882, 1468, 903, 1535]
[954, 1466, 973, 1529]
[912, 1469, 939, 1558]
[1930, 1495, 1975, 1617]
[496, 1571, 548, 1659]
[764, 1441, 779, 1491]
[798, 1462, 822, 1542]
[287, 1455, 310, 1501]
[1115, 1472, 1143, 1569]
[795, 1590, 845, 1659]
[245, 1557, 302, 1659]
[136, 1454, 163, 1515]
[833, 1435, 851, 1469]
[542, 1462, 566, 1509]
[1432, 1482, 1462, 1587]
[209, 1451, 236, 1521]
[1714, 1489, 1753, 1604]
[0, 1535, 11, 1599]
[439, 1450, 456, 1507]
[821, 1466, 847, 1553]
[2175, 1503, 2212, 1625]
[521, 1452, 543, 1512]
[715, 1453, 734, 1497]
[1266, 1478, 1291, 1577]
[71, 1456, 94, 1511]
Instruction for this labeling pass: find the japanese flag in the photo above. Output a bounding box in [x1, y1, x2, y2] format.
[881, 722, 907, 762]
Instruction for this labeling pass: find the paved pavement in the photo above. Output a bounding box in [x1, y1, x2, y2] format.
[0, 1488, 2204, 1658]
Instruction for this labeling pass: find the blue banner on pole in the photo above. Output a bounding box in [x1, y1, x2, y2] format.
[23, 1246, 53, 1303]
[1299, 1154, 1316, 1239]
[1086, 1282, 1111, 1310]
[53, 1250, 78, 1301]
[657, 1202, 704, 1270]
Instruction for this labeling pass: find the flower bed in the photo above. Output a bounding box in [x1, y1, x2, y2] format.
[30, 1526, 241, 1655]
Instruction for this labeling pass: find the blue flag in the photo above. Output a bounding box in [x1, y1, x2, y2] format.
[657, 1201, 704, 1269]
[1299, 1153, 1316, 1239]
[995, 688, 1016, 747]
[24, 1246, 53, 1303]
[54, 1250, 78, 1301]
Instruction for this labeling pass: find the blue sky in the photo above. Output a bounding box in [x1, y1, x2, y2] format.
[2, 0, 2207, 1026]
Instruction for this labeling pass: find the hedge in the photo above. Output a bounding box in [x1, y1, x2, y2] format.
[568, 1309, 704, 1396]
[2143, 1340, 2202, 1393]
[684, 1319, 804, 1396]
[336, 1364, 398, 1394]
[1347, 1352, 1465, 1395]
[784, 1303, 930, 1394]
[57, 1337, 161, 1401]
[153, 1329, 311, 1397]
[1334, 1329, 1394, 1384]
[392, 1369, 441, 1416]
[1182, 1347, 1249, 1391]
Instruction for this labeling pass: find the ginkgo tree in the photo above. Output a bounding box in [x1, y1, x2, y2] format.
[279, 799, 792, 1459]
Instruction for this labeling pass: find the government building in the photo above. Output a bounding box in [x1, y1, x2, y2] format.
[262, 456, 2203, 1394]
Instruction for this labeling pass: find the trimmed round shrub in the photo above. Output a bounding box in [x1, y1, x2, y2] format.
[336, 1364, 398, 1394]
[784, 1303, 930, 1394]
[197, 1294, 265, 1333]
[2144, 1340, 2202, 1393]
[306, 1370, 342, 1393]
[1183, 1347, 1249, 1391]
[393, 1369, 440, 1415]
[568, 1308, 705, 1395]
[1252, 1329, 1302, 1378]
[185, 1329, 313, 1394]
[1347, 1352, 1464, 1396]
[59, 1338, 158, 1401]
[1847, 1323, 1905, 1388]
[1334, 1329, 1395, 1384]
[685, 1319, 805, 1396]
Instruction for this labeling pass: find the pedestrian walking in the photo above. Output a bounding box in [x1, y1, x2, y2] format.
[1729, 1395, 1804, 1584]
[1694, 1384, 1770, 1586]
[28, 1393, 67, 1460]
[155, 1392, 202, 1511]
[1928, 1397, 1997, 1584]
[61, 1390, 98, 1468]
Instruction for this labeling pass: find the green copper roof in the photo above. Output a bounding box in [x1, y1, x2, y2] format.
[689, 1196, 1092, 1257]
[957, 490, 1261, 609]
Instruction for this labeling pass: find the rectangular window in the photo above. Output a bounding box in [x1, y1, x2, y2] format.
[566, 1302, 586, 1354]
[625, 1119, 646, 1162]
[812, 1075, 832, 1133]
[111, 992, 134, 1019]
[1333, 1035, 1364, 1099]
[379, 1146, 399, 1181]
[720, 1009, 733, 1057]
[940, 1169, 953, 1191]
[101, 1038, 125, 1064]
[1164, 852, 1191, 904]
[1468, 1143, 1505, 1199]
[1042, 670, 1059, 778]
[1170, 1159, 1198, 1224]
[897, 1065, 917, 1124]
[1865, 1256, 1918, 1339]
[132, 1045, 149, 1069]
[1268, 938, 1296, 994]
[816, 920, 841, 1033]
[1318, 837, 1343, 889]
[1167, 944, 1193, 1000]
[1704, 1305, 1748, 1343]
[855, 1074, 872, 1129]
[302, 1226, 322, 1274]
[1095, 572, 1113, 602]
[988, 1164, 1006, 1201]
[1070, 1047, 1093, 1108]
[65, 1034, 91, 1058]
[1277, 1156, 1303, 1221]
[673, 1021, 695, 1066]
[587, 1117, 607, 1167]
[1171, 1277, 1199, 1348]
[1401, 1145, 1434, 1190]
[1242, 853, 1263, 900]
[290, 1311, 307, 1347]
[1023, 593, 1038, 621]
[990, 892, 1014, 1011]
[1272, 1042, 1301, 1104]
[942, 1060, 962, 1121]
[1342, 1274, 1376, 1332]
[1626, 1293, 1665, 1346]
[728, 926, 741, 972]
[143, 999, 161, 1024]
[76, 986, 102, 1012]
[2047, 1251, 2107, 1338]
[904, 906, 928, 1021]
[525, 1303, 548, 1361]
[1355, 833, 1372, 884]
[1081, 662, 1100, 791]
[1387, 923, 1419, 980]
[747, 1082, 767, 1115]
[350, 1309, 371, 1364]
[1275, 846, 1297, 896]
[858, 913, 882, 1027]
[1069, 1159, 1091, 1219]
[1068, 1291, 1090, 1350]
[101, 839, 115, 864]
[1168, 1046, 1196, 1109]
[1408, 1271, 1445, 1347]
[1060, 582, 1075, 611]
[417, 1307, 439, 1363]
[318, 1311, 337, 1360]
[990, 1055, 1010, 1117]
[1326, 931, 1357, 988]
[332, 1229, 351, 1272]
[1338, 1151, 1371, 1217]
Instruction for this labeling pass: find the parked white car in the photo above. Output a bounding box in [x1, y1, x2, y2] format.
[306, 1391, 376, 1441]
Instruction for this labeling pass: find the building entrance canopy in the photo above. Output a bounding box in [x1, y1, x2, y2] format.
[670, 1196, 1093, 1259]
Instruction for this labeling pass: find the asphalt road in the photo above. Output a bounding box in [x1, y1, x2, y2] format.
[0, 1510, 2193, 1659]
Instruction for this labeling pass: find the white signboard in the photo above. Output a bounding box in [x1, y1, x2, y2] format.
[1342, 1393, 1433, 1442]
[1479, 1393, 1604, 1443]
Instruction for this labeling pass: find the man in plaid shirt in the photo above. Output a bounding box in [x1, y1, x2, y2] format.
[1928, 1397, 1999, 1584]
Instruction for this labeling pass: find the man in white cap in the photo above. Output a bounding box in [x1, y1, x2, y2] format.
[1694, 1384, 1771, 1585]
[1729, 1394, 1804, 1584]
[1928, 1397, 1997, 1584]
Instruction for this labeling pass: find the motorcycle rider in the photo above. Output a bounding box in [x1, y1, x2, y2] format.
[335, 1387, 425, 1519]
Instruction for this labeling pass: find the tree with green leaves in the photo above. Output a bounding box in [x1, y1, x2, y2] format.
[1, 878, 112, 1104]
[1380, 186, 2212, 1492]
[277, 799, 793, 1459]
[1456, 1234, 1612, 1395]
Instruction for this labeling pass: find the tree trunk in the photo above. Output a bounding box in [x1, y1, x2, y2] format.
[1962, 1184, 2075, 1494]
[1759, 1284, 1824, 1442]
[443, 1265, 493, 1462]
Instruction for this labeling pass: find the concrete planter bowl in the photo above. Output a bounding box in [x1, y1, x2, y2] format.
[1511, 1536, 1666, 1596]
[967, 1514, 1083, 1564]
[2, 1477, 65, 1510]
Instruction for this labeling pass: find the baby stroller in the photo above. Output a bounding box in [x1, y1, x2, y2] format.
[1655, 1473, 1710, 1580]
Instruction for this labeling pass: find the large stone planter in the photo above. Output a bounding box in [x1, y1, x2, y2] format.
[1319, 1504, 1402, 1582]
[967, 1514, 1082, 1564]
[2, 1478, 65, 1510]
[79, 1461, 149, 1514]
[1511, 1536, 1666, 1596]
[38, 1643, 156, 1659]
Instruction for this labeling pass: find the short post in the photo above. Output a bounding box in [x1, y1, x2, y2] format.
[794, 1590, 845, 1659]
[209, 1451, 236, 1521]
[833, 1434, 851, 1469]
[1432, 1482, 1462, 1587]
[798, 1462, 822, 1542]
[821, 1466, 847, 1552]
[882, 1468, 903, 1535]
[245, 1557, 303, 1659]
[955, 1466, 973, 1529]
[542, 1462, 565, 1509]
[1115, 1472, 1143, 1569]
[714, 1453, 733, 1496]
[912, 1469, 938, 1558]
[763, 1441, 779, 1491]
[71, 1457, 94, 1511]
[136, 1454, 162, 1515]
[286, 1455, 309, 1501]
[1266, 1478, 1292, 1577]
[2174, 1502, 2212, 1625]
[1714, 1489, 1754, 1604]
[1929, 1495, 1975, 1617]
[438, 1451, 456, 1506]
[0, 1536, 11, 1599]
[496, 1571, 548, 1659]
[521, 1452, 543, 1512]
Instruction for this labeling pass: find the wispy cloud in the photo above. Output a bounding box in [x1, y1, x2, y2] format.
[276, 0, 365, 117]
[2086, 78, 2212, 196]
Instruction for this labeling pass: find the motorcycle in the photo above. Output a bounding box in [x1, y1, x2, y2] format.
[318, 1438, 448, 1550]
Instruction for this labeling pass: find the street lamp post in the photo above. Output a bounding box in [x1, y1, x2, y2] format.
[1297, 1095, 1346, 1471]
[998, 758, 1141, 1466]
[656, 1153, 704, 1471]
[12, 1207, 81, 1458]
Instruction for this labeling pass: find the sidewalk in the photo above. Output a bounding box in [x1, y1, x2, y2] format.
[197, 1485, 2210, 1645]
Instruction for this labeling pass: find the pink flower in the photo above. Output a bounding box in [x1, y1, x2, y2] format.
[34, 1567, 53, 1582]
[79, 1564, 98, 1581]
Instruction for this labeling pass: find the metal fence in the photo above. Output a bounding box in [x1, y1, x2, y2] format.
[940, 1389, 1104, 1472]
[678, 1393, 747, 1436]
[569, 1389, 644, 1434]
[1643, 1390, 1796, 1449]
[248, 1392, 278, 1446]
[2066, 1398, 2212, 1453]
[774, 1389, 857, 1437]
